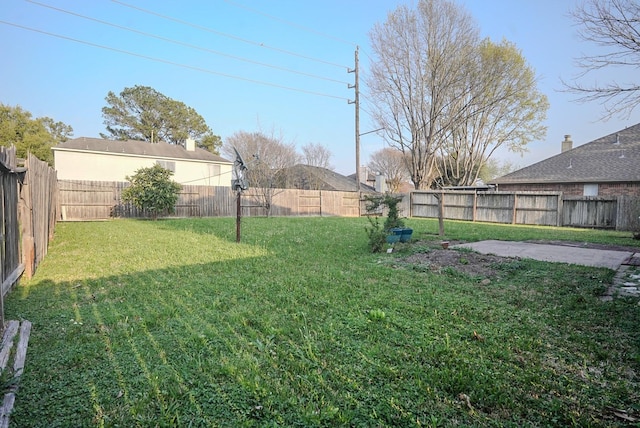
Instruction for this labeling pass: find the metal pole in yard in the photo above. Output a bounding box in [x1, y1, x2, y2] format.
[236, 191, 241, 243]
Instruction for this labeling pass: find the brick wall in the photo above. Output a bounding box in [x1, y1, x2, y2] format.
[599, 182, 640, 196]
[496, 182, 640, 196]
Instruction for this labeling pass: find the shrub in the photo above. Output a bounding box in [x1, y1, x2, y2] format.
[122, 164, 182, 220]
[381, 194, 404, 230]
[363, 194, 406, 252]
[365, 215, 387, 253]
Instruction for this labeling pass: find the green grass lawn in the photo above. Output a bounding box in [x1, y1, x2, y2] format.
[5, 217, 640, 427]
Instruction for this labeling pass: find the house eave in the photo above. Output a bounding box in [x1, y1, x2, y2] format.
[493, 178, 639, 185]
[52, 146, 232, 165]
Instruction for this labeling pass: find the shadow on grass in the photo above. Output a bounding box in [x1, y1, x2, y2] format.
[4, 218, 640, 426]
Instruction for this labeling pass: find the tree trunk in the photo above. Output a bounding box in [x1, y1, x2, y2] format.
[437, 191, 445, 236]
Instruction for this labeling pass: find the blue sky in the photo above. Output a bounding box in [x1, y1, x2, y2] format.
[1, 0, 638, 175]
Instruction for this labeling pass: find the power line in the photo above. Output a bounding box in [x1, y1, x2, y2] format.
[26, 0, 350, 86]
[222, 0, 357, 47]
[111, 0, 350, 71]
[0, 20, 351, 102]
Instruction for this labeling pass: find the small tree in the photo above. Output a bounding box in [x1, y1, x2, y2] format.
[364, 194, 405, 252]
[122, 164, 182, 220]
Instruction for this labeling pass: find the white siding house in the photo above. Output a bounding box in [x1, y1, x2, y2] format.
[53, 137, 233, 186]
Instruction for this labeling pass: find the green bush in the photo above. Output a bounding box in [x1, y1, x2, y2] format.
[364, 194, 405, 252]
[365, 215, 387, 253]
[122, 164, 182, 220]
[381, 194, 404, 230]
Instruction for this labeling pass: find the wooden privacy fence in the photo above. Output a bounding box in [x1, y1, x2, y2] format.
[0, 148, 57, 327]
[409, 190, 640, 231]
[20, 154, 59, 278]
[58, 180, 361, 220]
[1, 147, 24, 327]
[57, 181, 640, 230]
[411, 191, 563, 226]
[562, 196, 617, 229]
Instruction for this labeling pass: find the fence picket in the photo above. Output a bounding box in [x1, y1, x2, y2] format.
[58, 180, 363, 219]
[56, 181, 640, 231]
[410, 190, 638, 231]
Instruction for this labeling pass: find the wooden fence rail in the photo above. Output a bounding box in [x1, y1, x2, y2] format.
[58, 180, 362, 220]
[57, 181, 640, 231]
[0, 148, 58, 306]
[409, 190, 639, 231]
[410, 191, 563, 226]
[0, 147, 24, 327]
[0, 149, 57, 328]
[20, 155, 59, 278]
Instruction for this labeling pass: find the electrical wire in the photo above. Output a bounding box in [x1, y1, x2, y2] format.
[111, 0, 350, 70]
[26, 0, 351, 86]
[0, 20, 351, 102]
[222, 0, 357, 47]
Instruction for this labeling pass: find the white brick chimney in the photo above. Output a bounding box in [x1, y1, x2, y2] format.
[186, 138, 196, 151]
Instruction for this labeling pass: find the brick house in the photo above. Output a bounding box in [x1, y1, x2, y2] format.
[491, 124, 640, 197]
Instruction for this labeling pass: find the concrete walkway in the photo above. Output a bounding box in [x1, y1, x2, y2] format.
[453, 240, 640, 300]
[453, 240, 633, 270]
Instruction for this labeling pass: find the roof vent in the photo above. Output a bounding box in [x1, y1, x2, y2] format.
[615, 133, 620, 145]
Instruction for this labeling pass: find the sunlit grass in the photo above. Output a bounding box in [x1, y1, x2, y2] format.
[5, 217, 640, 427]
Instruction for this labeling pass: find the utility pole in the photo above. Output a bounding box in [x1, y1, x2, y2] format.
[348, 46, 361, 206]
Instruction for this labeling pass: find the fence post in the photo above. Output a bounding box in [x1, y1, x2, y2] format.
[473, 192, 477, 222]
[19, 177, 35, 279]
[557, 193, 564, 227]
[512, 193, 518, 224]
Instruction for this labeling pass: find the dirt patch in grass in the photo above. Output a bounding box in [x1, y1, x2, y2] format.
[401, 241, 509, 278]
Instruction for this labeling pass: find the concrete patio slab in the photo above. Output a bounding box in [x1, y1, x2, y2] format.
[453, 240, 634, 270]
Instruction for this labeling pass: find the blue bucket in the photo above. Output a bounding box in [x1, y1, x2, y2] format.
[399, 228, 413, 242]
[386, 228, 403, 243]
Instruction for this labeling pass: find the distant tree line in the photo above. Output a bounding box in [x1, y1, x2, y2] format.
[0, 103, 73, 166]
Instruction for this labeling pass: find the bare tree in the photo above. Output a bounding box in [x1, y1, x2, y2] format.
[223, 130, 299, 216]
[368, 0, 548, 234]
[436, 39, 548, 187]
[367, 0, 480, 190]
[297, 143, 334, 190]
[564, 0, 640, 119]
[301, 143, 333, 169]
[367, 148, 411, 193]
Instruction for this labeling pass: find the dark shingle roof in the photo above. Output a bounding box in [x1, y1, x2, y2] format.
[492, 123, 640, 184]
[54, 137, 231, 163]
[278, 164, 376, 192]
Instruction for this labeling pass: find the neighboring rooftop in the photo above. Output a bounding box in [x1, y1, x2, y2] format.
[54, 137, 231, 163]
[492, 123, 640, 184]
[278, 164, 376, 192]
